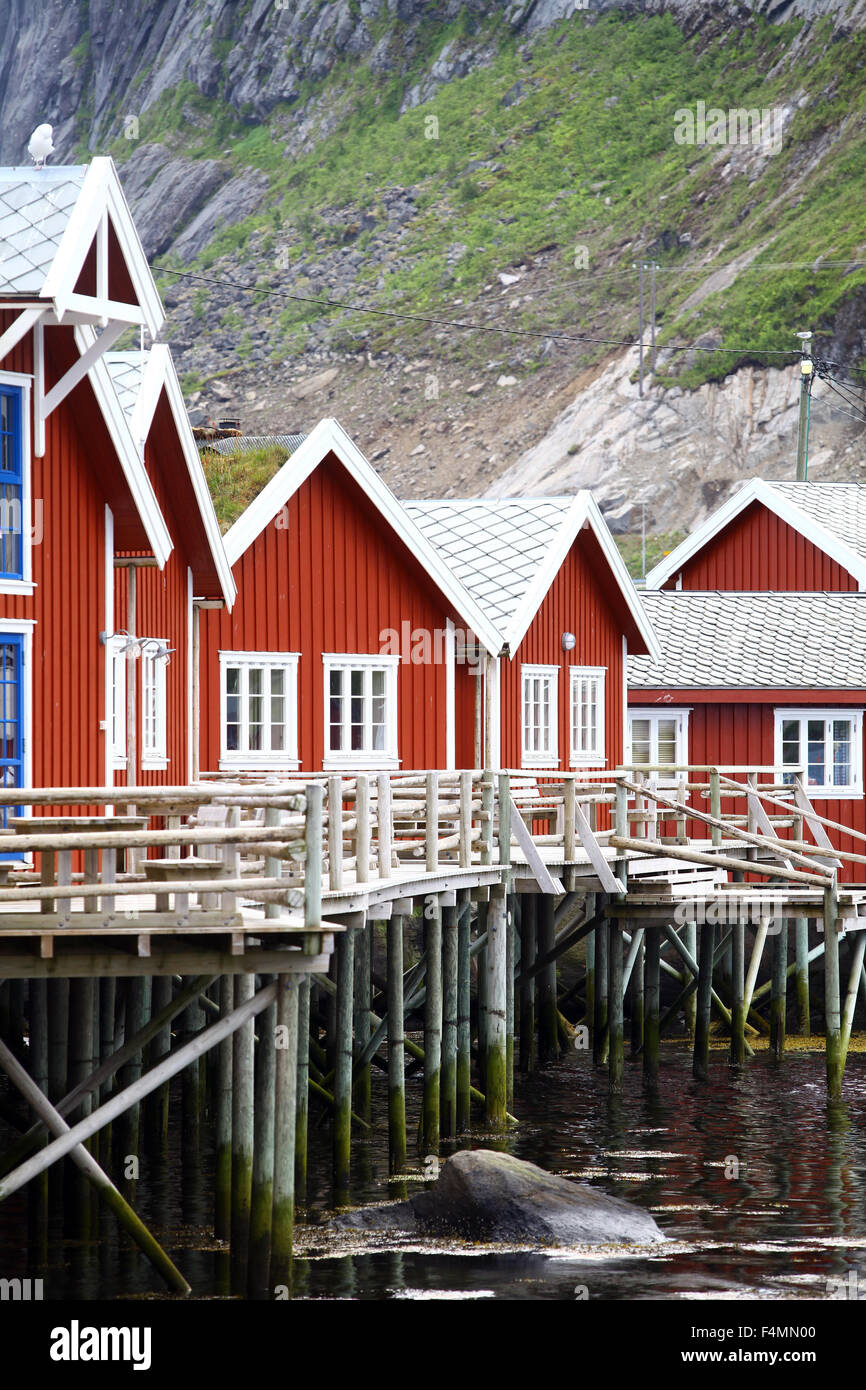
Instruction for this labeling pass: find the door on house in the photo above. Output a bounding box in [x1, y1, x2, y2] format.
[0, 633, 24, 845]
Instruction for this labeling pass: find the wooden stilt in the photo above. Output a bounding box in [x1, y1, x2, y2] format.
[457, 899, 472, 1132]
[441, 904, 458, 1137]
[730, 920, 746, 1065]
[477, 902, 489, 1090]
[841, 932, 866, 1065]
[214, 976, 233, 1241]
[47, 979, 69, 1103]
[230, 974, 255, 1290]
[145, 976, 172, 1148]
[693, 922, 715, 1082]
[272, 975, 299, 1293]
[485, 887, 508, 1129]
[352, 918, 371, 1122]
[593, 918, 609, 1065]
[519, 895, 536, 1072]
[795, 916, 810, 1034]
[537, 894, 558, 1064]
[248, 984, 276, 1298]
[683, 922, 697, 1037]
[643, 927, 659, 1088]
[67, 978, 95, 1235]
[584, 927, 595, 1042]
[118, 977, 150, 1167]
[608, 923, 624, 1093]
[506, 894, 516, 1107]
[295, 977, 310, 1205]
[630, 935, 644, 1054]
[770, 922, 788, 1060]
[824, 885, 843, 1100]
[29, 979, 48, 1092]
[422, 902, 442, 1153]
[333, 926, 355, 1195]
[387, 913, 407, 1171]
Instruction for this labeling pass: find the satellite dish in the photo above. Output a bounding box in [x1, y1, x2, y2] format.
[27, 123, 55, 168]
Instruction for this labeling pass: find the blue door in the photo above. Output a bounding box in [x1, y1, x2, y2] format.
[0, 634, 24, 847]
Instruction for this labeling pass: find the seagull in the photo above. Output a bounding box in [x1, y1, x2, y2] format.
[27, 124, 55, 167]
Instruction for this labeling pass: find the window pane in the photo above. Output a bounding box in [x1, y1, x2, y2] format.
[227, 668, 239, 695]
[657, 719, 677, 765]
[631, 718, 650, 764]
[833, 719, 852, 787]
[807, 719, 825, 785]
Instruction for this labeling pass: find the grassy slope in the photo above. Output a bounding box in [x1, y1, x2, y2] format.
[106, 10, 866, 389]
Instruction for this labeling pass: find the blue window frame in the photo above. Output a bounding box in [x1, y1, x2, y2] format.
[0, 634, 24, 842]
[0, 385, 24, 581]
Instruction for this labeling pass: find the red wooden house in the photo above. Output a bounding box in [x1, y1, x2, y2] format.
[632, 480, 866, 878]
[0, 158, 233, 808]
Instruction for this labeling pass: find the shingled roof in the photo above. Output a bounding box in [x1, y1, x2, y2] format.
[630, 590, 866, 689]
[764, 482, 866, 566]
[0, 166, 86, 294]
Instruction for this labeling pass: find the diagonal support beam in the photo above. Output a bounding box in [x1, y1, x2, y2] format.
[574, 800, 625, 893]
[0, 1036, 189, 1294]
[0, 307, 45, 366]
[41, 318, 128, 419]
[0, 978, 277, 1203]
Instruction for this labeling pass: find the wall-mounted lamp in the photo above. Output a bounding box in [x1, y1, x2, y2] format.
[561, 632, 576, 651]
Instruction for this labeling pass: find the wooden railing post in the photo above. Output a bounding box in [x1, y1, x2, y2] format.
[563, 774, 576, 862]
[304, 784, 323, 957]
[327, 776, 343, 892]
[710, 769, 722, 848]
[459, 770, 472, 867]
[377, 773, 392, 881]
[356, 774, 370, 885]
[426, 771, 439, 874]
[480, 770, 493, 865]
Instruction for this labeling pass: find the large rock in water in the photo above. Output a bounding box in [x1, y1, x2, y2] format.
[338, 1150, 665, 1246]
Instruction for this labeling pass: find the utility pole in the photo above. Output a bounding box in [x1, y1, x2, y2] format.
[795, 330, 813, 481]
[637, 262, 644, 398]
[650, 262, 656, 375]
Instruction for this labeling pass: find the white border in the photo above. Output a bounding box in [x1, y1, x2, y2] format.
[627, 705, 691, 778]
[0, 370, 36, 596]
[322, 652, 399, 771]
[569, 665, 607, 767]
[219, 649, 300, 770]
[521, 662, 560, 769]
[445, 618, 455, 771]
[773, 706, 864, 799]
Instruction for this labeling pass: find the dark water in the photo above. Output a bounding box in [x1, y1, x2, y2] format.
[3, 1044, 866, 1301]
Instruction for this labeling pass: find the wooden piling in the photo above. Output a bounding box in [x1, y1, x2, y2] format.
[770, 922, 788, 1060]
[693, 922, 715, 1082]
[214, 975, 233, 1241]
[630, 935, 644, 1054]
[67, 978, 95, 1235]
[457, 900, 472, 1132]
[47, 979, 69, 1103]
[230, 973, 255, 1289]
[506, 894, 516, 1107]
[422, 901, 442, 1153]
[118, 977, 150, 1167]
[333, 925, 355, 1195]
[248, 984, 276, 1298]
[271, 975, 299, 1293]
[608, 923, 624, 1093]
[295, 977, 310, 1205]
[643, 927, 660, 1088]
[794, 916, 810, 1034]
[485, 887, 508, 1129]
[387, 913, 407, 1171]
[145, 976, 172, 1148]
[519, 894, 536, 1073]
[683, 922, 697, 1037]
[537, 894, 558, 1064]
[824, 884, 843, 1100]
[730, 920, 746, 1065]
[441, 903, 458, 1137]
[593, 918, 609, 1065]
[352, 917, 372, 1122]
[584, 928, 595, 1043]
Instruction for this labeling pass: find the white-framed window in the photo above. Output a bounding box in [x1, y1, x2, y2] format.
[570, 666, 606, 766]
[141, 640, 168, 768]
[323, 654, 399, 770]
[109, 635, 127, 769]
[774, 708, 863, 798]
[0, 372, 35, 596]
[627, 708, 690, 779]
[521, 664, 559, 768]
[219, 651, 300, 769]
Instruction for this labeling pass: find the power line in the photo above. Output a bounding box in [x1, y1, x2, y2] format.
[155, 263, 801, 357]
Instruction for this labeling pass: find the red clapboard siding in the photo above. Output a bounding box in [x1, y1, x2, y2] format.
[666, 501, 857, 592]
[199, 453, 471, 772]
[500, 528, 626, 778]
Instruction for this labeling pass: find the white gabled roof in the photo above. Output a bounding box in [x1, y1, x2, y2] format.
[630, 590, 866, 689]
[406, 492, 660, 659]
[645, 478, 866, 591]
[222, 418, 503, 653]
[105, 346, 236, 608]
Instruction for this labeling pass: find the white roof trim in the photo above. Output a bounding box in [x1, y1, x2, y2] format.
[41, 158, 164, 337]
[76, 325, 172, 567]
[645, 478, 866, 590]
[222, 417, 503, 655]
[158, 346, 236, 609]
[504, 490, 661, 661]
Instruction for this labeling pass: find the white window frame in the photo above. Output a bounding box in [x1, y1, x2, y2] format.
[570, 666, 606, 767]
[323, 653, 399, 771]
[774, 707, 863, 799]
[109, 635, 127, 770]
[0, 371, 36, 596]
[219, 651, 300, 770]
[627, 707, 690, 783]
[521, 663, 559, 769]
[141, 640, 168, 770]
